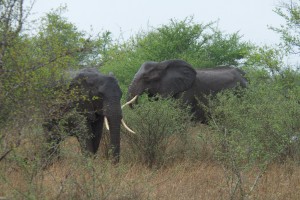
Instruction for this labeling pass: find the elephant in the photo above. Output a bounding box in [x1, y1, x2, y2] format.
[43, 68, 134, 164]
[127, 59, 247, 122]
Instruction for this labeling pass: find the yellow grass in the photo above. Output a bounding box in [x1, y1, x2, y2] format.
[1, 127, 300, 199]
[2, 153, 300, 199]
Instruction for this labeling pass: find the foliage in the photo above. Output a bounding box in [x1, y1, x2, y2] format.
[0, 5, 110, 126]
[0, 0, 26, 125]
[133, 17, 252, 67]
[271, 0, 300, 55]
[0, 0, 25, 68]
[122, 97, 192, 168]
[101, 17, 253, 92]
[210, 82, 300, 162]
[207, 78, 300, 198]
[42, 108, 91, 166]
[245, 45, 285, 73]
[0, 4, 113, 170]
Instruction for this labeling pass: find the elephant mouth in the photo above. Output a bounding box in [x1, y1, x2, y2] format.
[122, 95, 138, 109]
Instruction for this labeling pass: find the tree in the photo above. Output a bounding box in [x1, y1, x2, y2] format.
[207, 80, 300, 199]
[0, 0, 31, 126]
[0, 0, 26, 71]
[271, 0, 300, 56]
[101, 17, 253, 89]
[133, 17, 252, 67]
[0, 4, 111, 124]
[0, 0, 29, 164]
[0, 2, 112, 164]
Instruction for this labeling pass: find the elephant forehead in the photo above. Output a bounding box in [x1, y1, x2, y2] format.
[135, 63, 165, 81]
[75, 71, 100, 83]
[105, 86, 122, 97]
[139, 62, 158, 73]
[84, 74, 118, 87]
[75, 73, 122, 97]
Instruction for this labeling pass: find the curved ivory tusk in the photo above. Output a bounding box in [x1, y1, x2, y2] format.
[104, 117, 110, 130]
[121, 119, 136, 134]
[121, 95, 138, 109]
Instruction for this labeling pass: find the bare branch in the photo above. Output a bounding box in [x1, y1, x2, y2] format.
[0, 148, 12, 162]
[14, 0, 23, 35]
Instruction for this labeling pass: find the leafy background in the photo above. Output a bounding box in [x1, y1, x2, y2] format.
[0, 1, 300, 199]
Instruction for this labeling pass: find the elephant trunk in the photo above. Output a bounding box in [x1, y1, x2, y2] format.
[103, 99, 122, 163]
[127, 81, 141, 108]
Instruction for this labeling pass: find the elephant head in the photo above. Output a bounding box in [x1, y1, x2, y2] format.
[127, 59, 197, 105]
[72, 69, 122, 119]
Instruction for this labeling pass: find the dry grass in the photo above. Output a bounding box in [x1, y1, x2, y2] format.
[2, 157, 300, 199]
[1, 126, 300, 200]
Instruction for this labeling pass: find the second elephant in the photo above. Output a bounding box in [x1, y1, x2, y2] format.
[127, 59, 247, 122]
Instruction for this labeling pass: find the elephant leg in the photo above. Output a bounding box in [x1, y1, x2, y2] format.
[181, 91, 208, 122]
[91, 116, 104, 154]
[193, 107, 207, 123]
[77, 123, 95, 155]
[78, 117, 103, 155]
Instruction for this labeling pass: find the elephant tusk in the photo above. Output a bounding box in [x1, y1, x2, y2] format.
[104, 116, 110, 130]
[122, 95, 138, 109]
[121, 119, 136, 134]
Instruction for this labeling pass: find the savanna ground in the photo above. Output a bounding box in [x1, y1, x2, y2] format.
[1, 124, 300, 200]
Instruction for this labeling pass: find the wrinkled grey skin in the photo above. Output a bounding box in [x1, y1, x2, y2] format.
[44, 68, 122, 163]
[127, 59, 247, 122]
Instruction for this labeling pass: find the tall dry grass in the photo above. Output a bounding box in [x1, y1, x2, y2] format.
[2, 156, 300, 199]
[1, 125, 300, 200]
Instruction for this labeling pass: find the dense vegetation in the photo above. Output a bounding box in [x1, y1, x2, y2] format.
[0, 0, 300, 199]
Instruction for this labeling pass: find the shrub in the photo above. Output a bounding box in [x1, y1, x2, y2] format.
[211, 82, 300, 163]
[42, 108, 91, 166]
[207, 81, 300, 198]
[122, 97, 192, 168]
[101, 17, 252, 92]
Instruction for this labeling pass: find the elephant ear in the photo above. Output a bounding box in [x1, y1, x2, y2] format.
[159, 60, 196, 97]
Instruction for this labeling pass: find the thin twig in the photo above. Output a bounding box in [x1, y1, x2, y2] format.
[249, 169, 265, 194]
[0, 148, 13, 162]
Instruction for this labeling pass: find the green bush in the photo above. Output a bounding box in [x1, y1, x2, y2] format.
[208, 81, 300, 166]
[206, 80, 300, 198]
[42, 108, 91, 165]
[101, 17, 253, 93]
[122, 97, 192, 168]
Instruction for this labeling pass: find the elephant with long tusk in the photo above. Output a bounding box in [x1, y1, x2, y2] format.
[44, 68, 135, 164]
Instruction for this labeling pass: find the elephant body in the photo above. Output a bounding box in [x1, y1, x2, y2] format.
[44, 68, 122, 163]
[127, 59, 247, 122]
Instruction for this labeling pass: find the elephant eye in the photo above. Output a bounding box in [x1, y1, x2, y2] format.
[142, 73, 154, 81]
[142, 74, 149, 79]
[98, 80, 104, 85]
